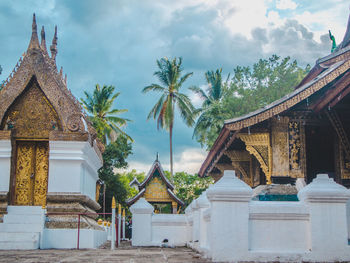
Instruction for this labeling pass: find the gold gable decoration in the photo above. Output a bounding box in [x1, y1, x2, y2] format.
[238, 133, 272, 184]
[0, 14, 102, 152]
[144, 177, 173, 203]
[1, 79, 61, 139]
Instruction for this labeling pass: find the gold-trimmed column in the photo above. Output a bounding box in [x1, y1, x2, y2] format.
[238, 133, 272, 184]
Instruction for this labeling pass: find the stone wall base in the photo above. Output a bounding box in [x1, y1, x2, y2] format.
[46, 192, 102, 230]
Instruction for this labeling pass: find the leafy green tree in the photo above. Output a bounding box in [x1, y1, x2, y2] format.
[165, 171, 213, 209]
[97, 135, 132, 213]
[190, 68, 229, 147]
[192, 55, 309, 149]
[81, 84, 132, 144]
[143, 57, 196, 177]
[119, 169, 146, 199]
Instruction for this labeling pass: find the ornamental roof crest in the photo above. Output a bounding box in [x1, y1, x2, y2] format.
[0, 14, 103, 155]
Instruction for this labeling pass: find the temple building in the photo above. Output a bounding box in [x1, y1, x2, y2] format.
[0, 14, 106, 249]
[126, 157, 184, 214]
[199, 15, 350, 189]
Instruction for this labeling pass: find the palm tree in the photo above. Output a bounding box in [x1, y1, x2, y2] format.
[81, 84, 132, 144]
[143, 57, 195, 177]
[190, 68, 228, 148]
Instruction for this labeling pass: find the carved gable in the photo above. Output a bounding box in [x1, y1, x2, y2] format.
[1, 77, 61, 139]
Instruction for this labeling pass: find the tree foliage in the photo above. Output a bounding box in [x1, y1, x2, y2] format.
[118, 169, 146, 199]
[192, 55, 310, 149]
[143, 57, 196, 177]
[190, 68, 229, 147]
[164, 171, 214, 208]
[97, 135, 132, 213]
[81, 84, 132, 144]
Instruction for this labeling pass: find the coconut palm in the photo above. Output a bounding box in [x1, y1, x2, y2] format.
[81, 84, 132, 144]
[143, 57, 195, 177]
[190, 68, 228, 148]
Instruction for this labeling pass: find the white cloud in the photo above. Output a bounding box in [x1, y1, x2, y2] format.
[123, 147, 207, 175]
[276, 0, 298, 10]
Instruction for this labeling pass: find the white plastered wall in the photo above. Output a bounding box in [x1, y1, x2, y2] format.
[0, 140, 12, 192]
[48, 141, 102, 200]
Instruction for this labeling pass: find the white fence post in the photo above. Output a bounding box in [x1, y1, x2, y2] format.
[298, 174, 350, 262]
[130, 198, 154, 246]
[197, 191, 210, 252]
[111, 197, 116, 250]
[206, 170, 252, 262]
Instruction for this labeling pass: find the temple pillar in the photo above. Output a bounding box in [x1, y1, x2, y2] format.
[206, 170, 252, 262]
[130, 198, 154, 246]
[298, 174, 350, 261]
[271, 117, 289, 178]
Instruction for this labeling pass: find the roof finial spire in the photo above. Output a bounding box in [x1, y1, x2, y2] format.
[50, 25, 58, 60]
[156, 152, 159, 161]
[28, 13, 40, 50]
[40, 25, 47, 52]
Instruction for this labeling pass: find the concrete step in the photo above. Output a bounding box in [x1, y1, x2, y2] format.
[7, 206, 44, 215]
[0, 223, 43, 232]
[0, 232, 40, 242]
[3, 214, 44, 224]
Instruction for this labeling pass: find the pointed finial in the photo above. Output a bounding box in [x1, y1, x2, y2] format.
[40, 26, 47, 52]
[118, 204, 122, 215]
[122, 209, 125, 217]
[59, 66, 63, 77]
[156, 152, 159, 161]
[50, 25, 58, 60]
[32, 13, 37, 33]
[28, 13, 40, 50]
[111, 196, 116, 209]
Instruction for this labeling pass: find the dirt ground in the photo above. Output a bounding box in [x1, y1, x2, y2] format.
[0, 241, 210, 263]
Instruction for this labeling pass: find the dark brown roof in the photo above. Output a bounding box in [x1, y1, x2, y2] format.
[198, 14, 350, 177]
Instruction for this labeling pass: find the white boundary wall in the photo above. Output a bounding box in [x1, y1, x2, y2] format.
[131, 171, 350, 262]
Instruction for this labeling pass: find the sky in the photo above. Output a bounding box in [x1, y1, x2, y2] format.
[0, 0, 349, 174]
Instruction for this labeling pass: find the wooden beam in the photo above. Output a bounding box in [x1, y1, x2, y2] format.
[312, 70, 350, 113]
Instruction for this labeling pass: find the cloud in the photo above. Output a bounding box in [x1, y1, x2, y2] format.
[0, 0, 348, 175]
[276, 0, 298, 10]
[125, 148, 207, 174]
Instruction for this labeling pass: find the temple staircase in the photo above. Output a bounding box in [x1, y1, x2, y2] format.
[0, 206, 45, 249]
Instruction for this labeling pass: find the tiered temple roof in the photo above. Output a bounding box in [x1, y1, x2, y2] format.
[199, 13, 350, 186]
[126, 158, 184, 207]
[0, 14, 103, 158]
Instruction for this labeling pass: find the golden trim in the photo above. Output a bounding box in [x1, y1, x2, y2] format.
[227, 60, 350, 131]
[238, 133, 272, 184]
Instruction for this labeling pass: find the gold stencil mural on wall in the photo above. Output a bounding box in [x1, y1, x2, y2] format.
[14, 141, 49, 206]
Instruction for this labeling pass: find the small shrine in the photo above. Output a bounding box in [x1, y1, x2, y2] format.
[126, 157, 184, 214]
[0, 14, 105, 249]
[199, 13, 350, 189]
